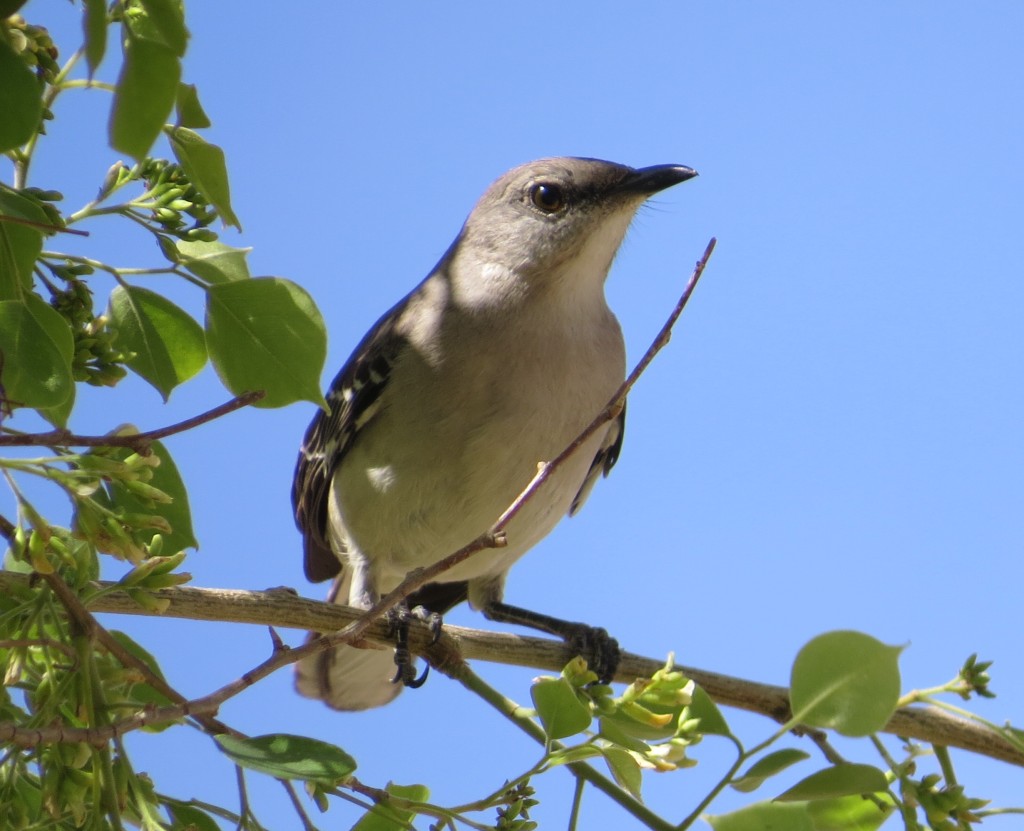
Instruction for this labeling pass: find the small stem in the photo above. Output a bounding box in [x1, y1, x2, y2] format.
[67, 201, 135, 225]
[15, 47, 84, 188]
[934, 745, 958, 786]
[0, 390, 266, 451]
[675, 736, 745, 830]
[567, 777, 585, 831]
[280, 779, 319, 831]
[41, 251, 188, 278]
[235, 766, 251, 831]
[870, 734, 900, 771]
[58, 78, 116, 93]
[898, 680, 958, 707]
[448, 759, 545, 815]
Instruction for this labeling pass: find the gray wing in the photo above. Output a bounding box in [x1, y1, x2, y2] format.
[292, 303, 407, 582]
[568, 401, 626, 516]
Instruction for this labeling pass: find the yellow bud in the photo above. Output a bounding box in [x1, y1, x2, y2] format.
[620, 701, 674, 729]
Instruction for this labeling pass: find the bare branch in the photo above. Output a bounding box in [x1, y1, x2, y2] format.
[0, 572, 1018, 768]
[0, 390, 266, 453]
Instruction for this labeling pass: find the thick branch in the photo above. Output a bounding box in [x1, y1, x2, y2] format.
[0, 572, 1018, 767]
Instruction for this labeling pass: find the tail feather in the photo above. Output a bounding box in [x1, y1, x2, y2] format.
[294, 571, 406, 711]
[295, 636, 402, 710]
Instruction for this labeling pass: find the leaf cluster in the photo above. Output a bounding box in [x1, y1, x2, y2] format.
[1, 2, 327, 421]
[0, 2, 328, 827]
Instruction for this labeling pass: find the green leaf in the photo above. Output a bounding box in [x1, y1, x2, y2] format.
[602, 746, 642, 799]
[351, 782, 430, 831]
[108, 284, 206, 399]
[108, 630, 176, 718]
[599, 716, 656, 753]
[172, 238, 251, 284]
[37, 383, 75, 428]
[0, 297, 73, 409]
[687, 685, 733, 738]
[110, 38, 181, 161]
[531, 676, 592, 740]
[25, 292, 74, 365]
[599, 707, 673, 742]
[0, 38, 42, 152]
[0, 188, 47, 298]
[175, 83, 211, 129]
[806, 792, 894, 830]
[25, 292, 75, 424]
[167, 127, 240, 228]
[83, 0, 108, 74]
[136, 0, 189, 56]
[707, 801, 815, 831]
[205, 277, 327, 408]
[214, 733, 356, 784]
[774, 763, 889, 803]
[790, 631, 902, 737]
[165, 800, 224, 831]
[732, 748, 811, 793]
[101, 440, 198, 554]
[109, 630, 167, 681]
[547, 744, 606, 766]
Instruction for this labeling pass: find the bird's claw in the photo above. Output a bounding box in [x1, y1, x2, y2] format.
[567, 624, 621, 684]
[387, 604, 443, 688]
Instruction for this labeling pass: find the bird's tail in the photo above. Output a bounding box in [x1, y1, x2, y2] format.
[294, 571, 403, 710]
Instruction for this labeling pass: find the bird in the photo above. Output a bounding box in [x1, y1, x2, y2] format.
[293, 157, 697, 710]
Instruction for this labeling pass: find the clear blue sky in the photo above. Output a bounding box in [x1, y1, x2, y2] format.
[16, 1, 1024, 828]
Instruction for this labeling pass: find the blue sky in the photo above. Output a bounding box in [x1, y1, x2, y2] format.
[13, 2, 1024, 828]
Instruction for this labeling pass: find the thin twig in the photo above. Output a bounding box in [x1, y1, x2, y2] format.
[0, 390, 266, 452]
[280, 779, 320, 831]
[0, 213, 90, 236]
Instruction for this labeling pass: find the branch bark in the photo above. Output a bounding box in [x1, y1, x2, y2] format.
[0, 571, 1018, 768]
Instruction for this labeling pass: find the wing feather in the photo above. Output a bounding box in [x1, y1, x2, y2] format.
[568, 401, 627, 516]
[292, 303, 407, 581]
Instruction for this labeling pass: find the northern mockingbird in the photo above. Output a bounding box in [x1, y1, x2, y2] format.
[293, 157, 697, 710]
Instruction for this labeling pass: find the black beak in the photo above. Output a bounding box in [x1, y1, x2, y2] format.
[618, 164, 698, 196]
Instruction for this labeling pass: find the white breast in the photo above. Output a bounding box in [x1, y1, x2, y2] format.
[332, 286, 625, 595]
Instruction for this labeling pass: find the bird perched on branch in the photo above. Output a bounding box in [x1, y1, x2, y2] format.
[293, 157, 697, 710]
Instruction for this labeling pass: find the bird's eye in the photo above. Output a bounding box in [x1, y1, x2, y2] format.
[530, 183, 565, 213]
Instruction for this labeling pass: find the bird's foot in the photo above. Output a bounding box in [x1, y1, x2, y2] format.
[387, 604, 444, 688]
[565, 624, 621, 684]
[482, 601, 621, 684]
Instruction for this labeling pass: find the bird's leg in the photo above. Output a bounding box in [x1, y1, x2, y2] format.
[387, 603, 444, 688]
[483, 601, 621, 683]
